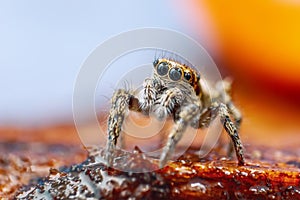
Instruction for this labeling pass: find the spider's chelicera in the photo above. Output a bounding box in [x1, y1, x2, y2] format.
[105, 58, 245, 167]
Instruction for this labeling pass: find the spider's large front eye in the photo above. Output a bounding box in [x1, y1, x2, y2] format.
[169, 67, 183, 81]
[156, 62, 169, 76]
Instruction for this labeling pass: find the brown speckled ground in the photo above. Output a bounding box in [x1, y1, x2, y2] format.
[0, 141, 86, 199]
[1, 132, 300, 199]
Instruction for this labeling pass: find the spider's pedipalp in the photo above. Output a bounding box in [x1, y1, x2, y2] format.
[138, 77, 165, 111]
[152, 87, 183, 120]
[139, 78, 156, 111]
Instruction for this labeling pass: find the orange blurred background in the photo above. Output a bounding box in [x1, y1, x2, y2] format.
[177, 1, 300, 146]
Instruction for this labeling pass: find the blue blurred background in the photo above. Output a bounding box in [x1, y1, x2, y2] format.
[0, 0, 191, 127]
[1, 1, 299, 148]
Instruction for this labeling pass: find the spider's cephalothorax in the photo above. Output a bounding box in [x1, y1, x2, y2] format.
[105, 58, 245, 167]
[153, 58, 201, 95]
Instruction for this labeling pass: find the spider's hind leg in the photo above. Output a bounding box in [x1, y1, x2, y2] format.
[226, 101, 242, 157]
[216, 79, 243, 160]
[194, 102, 245, 165]
[218, 103, 245, 166]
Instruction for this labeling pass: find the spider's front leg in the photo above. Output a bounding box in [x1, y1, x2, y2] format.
[105, 77, 158, 165]
[159, 104, 200, 168]
[105, 89, 140, 165]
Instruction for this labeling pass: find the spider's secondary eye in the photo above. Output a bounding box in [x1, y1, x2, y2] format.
[153, 59, 159, 67]
[169, 67, 182, 81]
[184, 72, 192, 81]
[157, 62, 169, 76]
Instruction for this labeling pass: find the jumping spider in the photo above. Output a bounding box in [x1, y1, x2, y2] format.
[105, 58, 245, 167]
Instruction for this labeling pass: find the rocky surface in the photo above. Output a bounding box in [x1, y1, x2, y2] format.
[14, 145, 300, 200]
[0, 141, 86, 199]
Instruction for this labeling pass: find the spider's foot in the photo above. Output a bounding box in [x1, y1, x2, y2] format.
[159, 145, 172, 168]
[159, 155, 168, 168]
[104, 144, 114, 166]
[237, 152, 245, 166]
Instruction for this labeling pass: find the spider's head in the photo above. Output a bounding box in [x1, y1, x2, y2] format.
[153, 58, 201, 95]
